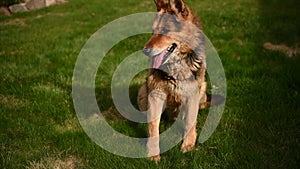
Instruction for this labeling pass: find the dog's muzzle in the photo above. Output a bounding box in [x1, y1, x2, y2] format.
[143, 43, 177, 69]
[143, 48, 153, 57]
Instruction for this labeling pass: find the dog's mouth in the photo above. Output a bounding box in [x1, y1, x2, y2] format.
[152, 43, 177, 69]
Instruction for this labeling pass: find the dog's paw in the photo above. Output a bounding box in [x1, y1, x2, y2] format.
[181, 144, 195, 153]
[149, 155, 161, 163]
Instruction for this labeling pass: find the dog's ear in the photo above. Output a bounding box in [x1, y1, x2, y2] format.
[169, 0, 188, 16]
[154, 0, 168, 11]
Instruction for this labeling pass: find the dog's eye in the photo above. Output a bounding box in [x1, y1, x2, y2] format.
[160, 28, 169, 34]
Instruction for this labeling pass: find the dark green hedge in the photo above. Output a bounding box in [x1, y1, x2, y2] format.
[0, 0, 25, 6]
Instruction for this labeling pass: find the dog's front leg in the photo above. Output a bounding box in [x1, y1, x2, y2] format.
[147, 89, 166, 162]
[181, 92, 200, 153]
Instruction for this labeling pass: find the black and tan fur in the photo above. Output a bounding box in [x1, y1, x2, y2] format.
[137, 0, 207, 161]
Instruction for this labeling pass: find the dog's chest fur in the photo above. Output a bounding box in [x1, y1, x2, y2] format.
[147, 51, 200, 112]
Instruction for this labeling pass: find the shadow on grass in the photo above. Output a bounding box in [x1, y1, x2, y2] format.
[227, 0, 300, 168]
[259, 0, 300, 45]
[95, 83, 148, 138]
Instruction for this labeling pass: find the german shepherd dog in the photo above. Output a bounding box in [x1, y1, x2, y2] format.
[137, 0, 208, 161]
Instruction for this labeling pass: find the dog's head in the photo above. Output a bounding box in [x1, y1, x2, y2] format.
[143, 0, 203, 69]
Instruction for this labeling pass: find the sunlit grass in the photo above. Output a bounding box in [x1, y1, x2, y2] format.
[0, 0, 299, 168]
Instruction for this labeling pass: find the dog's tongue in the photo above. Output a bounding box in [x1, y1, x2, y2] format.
[152, 50, 167, 69]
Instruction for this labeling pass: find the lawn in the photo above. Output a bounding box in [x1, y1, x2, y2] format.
[0, 0, 299, 168]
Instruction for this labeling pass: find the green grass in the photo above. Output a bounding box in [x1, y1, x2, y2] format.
[1, 0, 299, 168]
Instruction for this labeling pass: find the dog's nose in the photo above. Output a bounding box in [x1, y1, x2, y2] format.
[143, 48, 152, 56]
